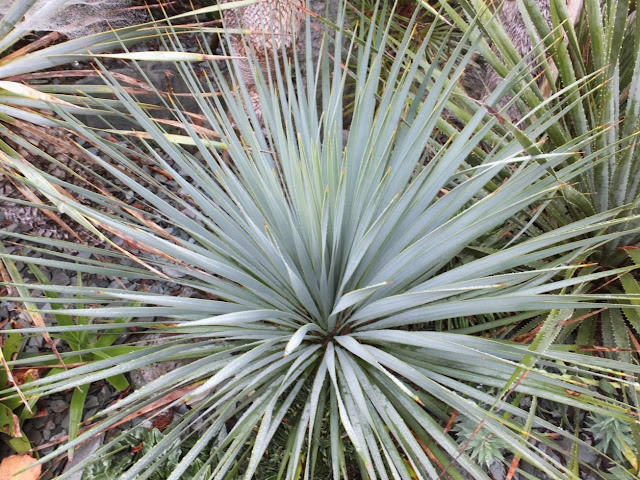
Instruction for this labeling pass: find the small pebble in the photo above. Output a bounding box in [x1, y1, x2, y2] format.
[50, 399, 69, 413]
[84, 408, 98, 420]
[60, 413, 70, 429]
[51, 271, 71, 286]
[85, 396, 100, 409]
[28, 430, 42, 445]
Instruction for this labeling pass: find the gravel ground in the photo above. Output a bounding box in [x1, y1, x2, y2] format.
[0, 139, 207, 478]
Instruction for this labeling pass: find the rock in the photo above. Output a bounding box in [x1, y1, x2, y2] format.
[24, 336, 44, 353]
[128, 334, 195, 390]
[28, 417, 47, 430]
[84, 396, 99, 410]
[60, 413, 70, 431]
[49, 399, 68, 413]
[62, 434, 104, 480]
[50, 270, 71, 286]
[26, 429, 42, 446]
[488, 459, 506, 479]
[129, 361, 185, 390]
[160, 265, 186, 278]
[88, 278, 110, 288]
[50, 432, 66, 443]
[83, 408, 98, 421]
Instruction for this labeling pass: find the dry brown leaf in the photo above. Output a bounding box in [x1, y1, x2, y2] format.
[0, 455, 41, 480]
[107, 383, 198, 430]
[0, 32, 62, 64]
[12, 368, 41, 386]
[10, 413, 22, 438]
[0, 81, 77, 108]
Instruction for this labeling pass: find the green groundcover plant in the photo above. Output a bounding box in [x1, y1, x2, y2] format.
[2, 1, 640, 478]
[0, 320, 36, 453]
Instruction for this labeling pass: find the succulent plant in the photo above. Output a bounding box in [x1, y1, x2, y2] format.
[2, 1, 640, 478]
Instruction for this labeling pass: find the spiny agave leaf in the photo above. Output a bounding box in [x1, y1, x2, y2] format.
[457, 0, 640, 261]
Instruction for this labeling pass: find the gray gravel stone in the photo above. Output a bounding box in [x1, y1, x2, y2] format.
[51, 432, 67, 443]
[51, 270, 71, 286]
[84, 396, 100, 409]
[89, 277, 110, 288]
[63, 433, 104, 480]
[30, 417, 47, 429]
[50, 399, 69, 413]
[28, 429, 42, 446]
[100, 385, 112, 399]
[488, 460, 505, 479]
[61, 412, 70, 430]
[160, 265, 186, 278]
[25, 335, 44, 353]
[83, 408, 98, 420]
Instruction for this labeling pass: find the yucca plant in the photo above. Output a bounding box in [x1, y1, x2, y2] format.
[3, 1, 640, 478]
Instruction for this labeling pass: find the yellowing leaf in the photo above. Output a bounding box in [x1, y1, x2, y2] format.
[109, 129, 226, 149]
[619, 436, 639, 470]
[0, 81, 76, 108]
